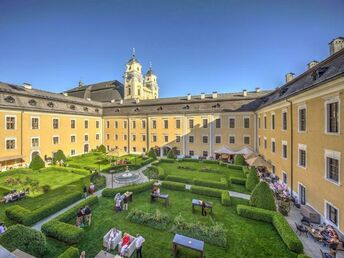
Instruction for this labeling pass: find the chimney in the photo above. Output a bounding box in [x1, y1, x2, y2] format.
[243, 89, 247, 97]
[135, 98, 140, 104]
[111, 99, 115, 103]
[307, 61, 319, 69]
[212, 91, 218, 99]
[285, 73, 295, 83]
[255, 87, 261, 93]
[187, 93, 191, 101]
[23, 83, 32, 90]
[200, 93, 205, 99]
[119, 99, 123, 105]
[86, 98, 91, 101]
[329, 37, 344, 55]
[79, 80, 84, 87]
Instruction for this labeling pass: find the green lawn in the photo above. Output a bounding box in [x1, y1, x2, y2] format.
[157, 161, 250, 194]
[56, 189, 296, 258]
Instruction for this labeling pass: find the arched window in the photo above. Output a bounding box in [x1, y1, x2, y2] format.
[138, 89, 141, 96]
[128, 87, 131, 96]
[28, 99, 37, 106]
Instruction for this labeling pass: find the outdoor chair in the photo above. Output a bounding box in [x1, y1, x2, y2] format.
[320, 249, 334, 258]
[295, 222, 308, 237]
[117, 233, 137, 257]
[301, 216, 311, 226]
[103, 228, 122, 250]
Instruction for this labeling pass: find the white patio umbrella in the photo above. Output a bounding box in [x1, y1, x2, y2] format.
[245, 156, 272, 169]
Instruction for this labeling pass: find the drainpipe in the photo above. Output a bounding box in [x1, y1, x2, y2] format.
[21, 110, 23, 166]
[146, 115, 149, 153]
[286, 99, 294, 198]
[127, 116, 130, 154]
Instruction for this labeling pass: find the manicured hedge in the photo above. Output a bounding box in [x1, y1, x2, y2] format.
[29, 155, 45, 170]
[127, 209, 171, 230]
[150, 165, 166, 179]
[58, 247, 80, 258]
[0, 224, 47, 257]
[221, 191, 231, 206]
[6, 192, 82, 226]
[250, 181, 276, 211]
[230, 176, 246, 185]
[160, 158, 175, 163]
[147, 148, 157, 159]
[178, 158, 200, 163]
[161, 181, 186, 191]
[245, 167, 259, 191]
[101, 164, 141, 173]
[191, 185, 223, 198]
[226, 164, 243, 170]
[194, 178, 228, 190]
[202, 160, 220, 164]
[102, 181, 154, 197]
[236, 205, 303, 254]
[166, 175, 194, 184]
[234, 154, 245, 166]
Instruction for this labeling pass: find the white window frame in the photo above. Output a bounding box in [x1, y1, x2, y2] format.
[84, 119, 89, 129]
[243, 116, 250, 129]
[163, 119, 168, 129]
[141, 120, 146, 129]
[324, 200, 340, 228]
[228, 116, 236, 129]
[271, 112, 275, 130]
[263, 114, 267, 129]
[202, 118, 208, 128]
[164, 134, 169, 142]
[142, 134, 146, 142]
[264, 136, 267, 149]
[324, 149, 341, 186]
[298, 182, 307, 205]
[31, 116, 40, 130]
[70, 134, 76, 143]
[5, 115, 17, 130]
[52, 135, 60, 145]
[31, 136, 40, 148]
[175, 135, 181, 143]
[281, 109, 288, 131]
[5, 137, 16, 150]
[175, 119, 181, 129]
[114, 120, 118, 129]
[96, 120, 100, 129]
[202, 134, 209, 144]
[70, 119, 76, 129]
[298, 144, 307, 169]
[271, 138, 276, 154]
[215, 135, 221, 144]
[52, 117, 60, 129]
[152, 120, 157, 129]
[282, 171, 288, 184]
[282, 140, 288, 160]
[132, 134, 136, 141]
[95, 133, 100, 141]
[215, 118, 222, 129]
[324, 96, 340, 135]
[123, 134, 127, 141]
[228, 134, 236, 144]
[123, 120, 127, 129]
[298, 104, 307, 133]
[70, 149, 76, 156]
[243, 135, 250, 145]
[189, 135, 195, 143]
[114, 134, 118, 141]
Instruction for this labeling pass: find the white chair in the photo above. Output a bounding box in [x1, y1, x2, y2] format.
[103, 229, 122, 250]
[117, 233, 137, 257]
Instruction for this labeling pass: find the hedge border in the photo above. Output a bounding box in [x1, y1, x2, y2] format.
[58, 247, 80, 258]
[102, 181, 154, 198]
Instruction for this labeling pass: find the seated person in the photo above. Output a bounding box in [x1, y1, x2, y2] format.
[76, 208, 84, 227]
[155, 187, 160, 195]
[84, 206, 92, 226]
[115, 199, 122, 212]
[106, 229, 119, 251]
[120, 234, 131, 256]
[0, 222, 6, 234]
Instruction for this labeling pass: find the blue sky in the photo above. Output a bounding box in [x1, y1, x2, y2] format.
[0, 0, 343, 97]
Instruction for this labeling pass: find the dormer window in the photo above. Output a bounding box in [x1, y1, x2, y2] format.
[70, 105, 76, 110]
[95, 108, 99, 113]
[279, 87, 289, 96]
[83, 107, 88, 112]
[47, 102, 54, 108]
[134, 107, 140, 112]
[4, 96, 15, 103]
[212, 103, 221, 108]
[157, 106, 163, 111]
[28, 99, 37, 106]
[183, 105, 190, 110]
[115, 108, 120, 112]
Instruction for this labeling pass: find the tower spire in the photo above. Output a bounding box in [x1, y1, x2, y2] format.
[132, 47, 136, 58]
[149, 61, 152, 70]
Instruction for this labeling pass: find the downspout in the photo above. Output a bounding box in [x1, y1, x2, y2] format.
[253, 112, 257, 152]
[21, 110, 23, 166]
[286, 99, 294, 198]
[127, 116, 130, 154]
[146, 115, 149, 152]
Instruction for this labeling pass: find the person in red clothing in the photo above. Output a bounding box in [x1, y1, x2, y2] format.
[120, 234, 131, 256]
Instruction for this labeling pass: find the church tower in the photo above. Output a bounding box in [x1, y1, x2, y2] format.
[143, 63, 159, 99]
[124, 49, 144, 100]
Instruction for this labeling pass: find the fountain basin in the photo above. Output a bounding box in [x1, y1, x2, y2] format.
[114, 171, 141, 184]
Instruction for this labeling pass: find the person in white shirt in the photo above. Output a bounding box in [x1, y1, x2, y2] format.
[135, 234, 145, 258]
[0, 223, 6, 234]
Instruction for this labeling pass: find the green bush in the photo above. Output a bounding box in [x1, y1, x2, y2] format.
[0, 224, 47, 257]
[97, 144, 107, 153]
[42, 184, 51, 193]
[6, 192, 81, 226]
[90, 173, 106, 189]
[159, 158, 175, 163]
[140, 157, 154, 166]
[101, 164, 141, 173]
[236, 204, 275, 223]
[250, 181, 276, 211]
[202, 160, 219, 164]
[127, 209, 171, 230]
[245, 167, 259, 191]
[227, 164, 243, 170]
[166, 175, 194, 184]
[297, 255, 311, 258]
[53, 150, 67, 164]
[191, 185, 223, 197]
[58, 247, 80, 258]
[234, 154, 245, 166]
[161, 181, 186, 191]
[230, 176, 246, 185]
[221, 191, 231, 206]
[273, 213, 304, 254]
[42, 219, 83, 244]
[102, 181, 154, 197]
[194, 178, 228, 190]
[147, 148, 157, 159]
[29, 155, 45, 170]
[167, 149, 176, 159]
[178, 158, 200, 163]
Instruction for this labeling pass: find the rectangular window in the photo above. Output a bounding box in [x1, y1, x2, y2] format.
[123, 121, 127, 129]
[31, 137, 39, 147]
[6, 116, 16, 130]
[271, 114, 275, 130]
[152, 120, 157, 129]
[176, 135, 181, 143]
[6, 139, 16, 149]
[70, 149, 75, 156]
[32, 117, 39, 129]
[115, 134, 118, 140]
[96, 134, 100, 140]
[203, 151, 208, 157]
[327, 101, 339, 133]
[215, 118, 221, 128]
[258, 117, 261, 129]
[84, 120, 89, 129]
[53, 118, 59, 129]
[115, 121, 118, 129]
[84, 135, 89, 142]
[282, 172, 287, 184]
[123, 134, 127, 141]
[133, 147, 136, 152]
[299, 184, 306, 205]
[299, 149, 306, 168]
[244, 117, 250, 129]
[164, 120, 168, 129]
[96, 120, 100, 129]
[71, 135, 76, 143]
[282, 143, 288, 159]
[53, 136, 59, 145]
[142, 135, 146, 142]
[326, 202, 338, 226]
[326, 157, 339, 183]
[215, 136, 221, 144]
[298, 108, 306, 132]
[132, 135, 136, 141]
[282, 111, 287, 130]
[143, 147, 146, 153]
[264, 115, 267, 129]
[258, 136, 261, 146]
[271, 140, 276, 153]
[202, 119, 208, 128]
[189, 135, 194, 143]
[70, 119, 76, 129]
[243, 136, 250, 145]
[164, 135, 169, 142]
[229, 118, 235, 128]
[142, 120, 146, 129]
[124, 146, 127, 152]
[202, 136, 208, 144]
[189, 119, 194, 129]
[176, 119, 181, 129]
[153, 135, 157, 142]
[189, 150, 194, 156]
[264, 138, 267, 149]
[229, 136, 235, 144]
[132, 121, 136, 129]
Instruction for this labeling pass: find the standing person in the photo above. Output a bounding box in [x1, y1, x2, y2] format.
[135, 234, 145, 258]
[83, 185, 88, 199]
[201, 200, 207, 216]
[89, 183, 95, 195]
[80, 251, 86, 258]
[115, 198, 122, 212]
[84, 206, 92, 226]
[123, 194, 128, 211]
[0, 222, 7, 234]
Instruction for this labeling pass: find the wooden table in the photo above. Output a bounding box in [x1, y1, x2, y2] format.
[151, 193, 169, 206]
[192, 199, 212, 214]
[172, 233, 204, 258]
[94, 250, 117, 258]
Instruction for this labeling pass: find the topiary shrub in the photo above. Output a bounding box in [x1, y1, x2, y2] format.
[29, 155, 45, 170]
[53, 150, 67, 165]
[249, 181, 276, 211]
[245, 167, 259, 191]
[147, 148, 157, 160]
[0, 224, 47, 257]
[167, 149, 176, 159]
[41, 184, 51, 194]
[97, 144, 107, 153]
[234, 154, 245, 166]
[102, 181, 154, 197]
[58, 247, 80, 258]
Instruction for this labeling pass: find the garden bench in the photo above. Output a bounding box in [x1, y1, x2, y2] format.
[103, 228, 122, 250]
[151, 193, 169, 207]
[172, 233, 204, 258]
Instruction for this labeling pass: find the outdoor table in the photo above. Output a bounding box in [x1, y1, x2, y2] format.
[95, 250, 117, 258]
[123, 191, 133, 202]
[151, 193, 169, 206]
[172, 233, 204, 258]
[192, 199, 212, 214]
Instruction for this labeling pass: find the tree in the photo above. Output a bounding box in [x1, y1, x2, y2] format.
[234, 154, 245, 166]
[53, 150, 67, 164]
[147, 148, 157, 160]
[97, 144, 107, 153]
[245, 167, 259, 192]
[167, 149, 176, 159]
[249, 181, 276, 211]
[29, 155, 45, 170]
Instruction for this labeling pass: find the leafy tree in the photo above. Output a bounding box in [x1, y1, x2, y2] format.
[97, 144, 107, 153]
[53, 150, 67, 164]
[234, 154, 245, 166]
[249, 181, 276, 211]
[147, 148, 157, 160]
[167, 149, 176, 159]
[245, 167, 259, 191]
[29, 155, 45, 170]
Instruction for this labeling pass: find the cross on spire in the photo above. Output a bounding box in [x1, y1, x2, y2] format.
[132, 48, 136, 57]
[149, 61, 152, 70]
